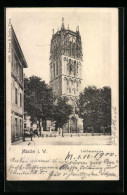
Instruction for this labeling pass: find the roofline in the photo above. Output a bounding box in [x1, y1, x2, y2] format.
[52, 29, 79, 40]
[11, 25, 28, 68]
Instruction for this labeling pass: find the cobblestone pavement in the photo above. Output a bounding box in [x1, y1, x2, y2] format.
[12, 135, 112, 145]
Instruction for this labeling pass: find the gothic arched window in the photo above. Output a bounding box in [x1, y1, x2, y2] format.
[69, 60, 73, 75]
[72, 43, 76, 57]
[51, 65, 52, 79]
[69, 41, 72, 56]
[76, 43, 79, 58]
[77, 64, 79, 73]
[53, 63, 55, 78]
[70, 64, 72, 73]
[74, 61, 76, 75]
[54, 46, 55, 58]
[56, 61, 58, 76]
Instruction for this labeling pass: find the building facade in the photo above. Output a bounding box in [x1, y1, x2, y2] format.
[50, 19, 83, 133]
[11, 26, 28, 142]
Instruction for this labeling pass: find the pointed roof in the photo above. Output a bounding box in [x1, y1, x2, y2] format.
[11, 25, 28, 68]
[61, 17, 65, 30]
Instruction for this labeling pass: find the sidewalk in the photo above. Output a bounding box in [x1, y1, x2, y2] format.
[12, 135, 112, 145]
[12, 138, 34, 145]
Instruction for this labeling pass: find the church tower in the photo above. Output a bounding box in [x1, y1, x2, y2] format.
[50, 18, 83, 133]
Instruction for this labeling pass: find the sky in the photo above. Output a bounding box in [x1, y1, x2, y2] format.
[8, 8, 118, 89]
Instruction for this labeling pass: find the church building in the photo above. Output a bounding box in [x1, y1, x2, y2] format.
[49, 18, 83, 133]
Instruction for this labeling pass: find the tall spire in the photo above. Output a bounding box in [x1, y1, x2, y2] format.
[68, 24, 69, 30]
[61, 17, 64, 30]
[76, 25, 79, 32]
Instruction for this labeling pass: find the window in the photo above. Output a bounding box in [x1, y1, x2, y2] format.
[15, 88, 18, 104]
[19, 66, 23, 82]
[77, 64, 79, 73]
[74, 61, 76, 75]
[56, 61, 58, 76]
[54, 46, 55, 58]
[20, 93, 22, 107]
[51, 65, 52, 79]
[15, 118, 18, 136]
[53, 63, 55, 78]
[72, 43, 76, 57]
[69, 41, 72, 56]
[68, 59, 72, 74]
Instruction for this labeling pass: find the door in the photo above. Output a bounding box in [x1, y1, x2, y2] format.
[70, 117, 77, 133]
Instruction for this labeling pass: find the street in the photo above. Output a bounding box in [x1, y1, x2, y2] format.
[12, 134, 112, 145]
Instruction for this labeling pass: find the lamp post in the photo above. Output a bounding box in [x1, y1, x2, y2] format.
[23, 129, 25, 142]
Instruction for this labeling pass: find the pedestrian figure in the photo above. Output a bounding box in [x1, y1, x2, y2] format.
[39, 126, 42, 137]
[30, 127, 33, 141]
[33, 129, 38, 137]
[23, 128, 27, 142]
